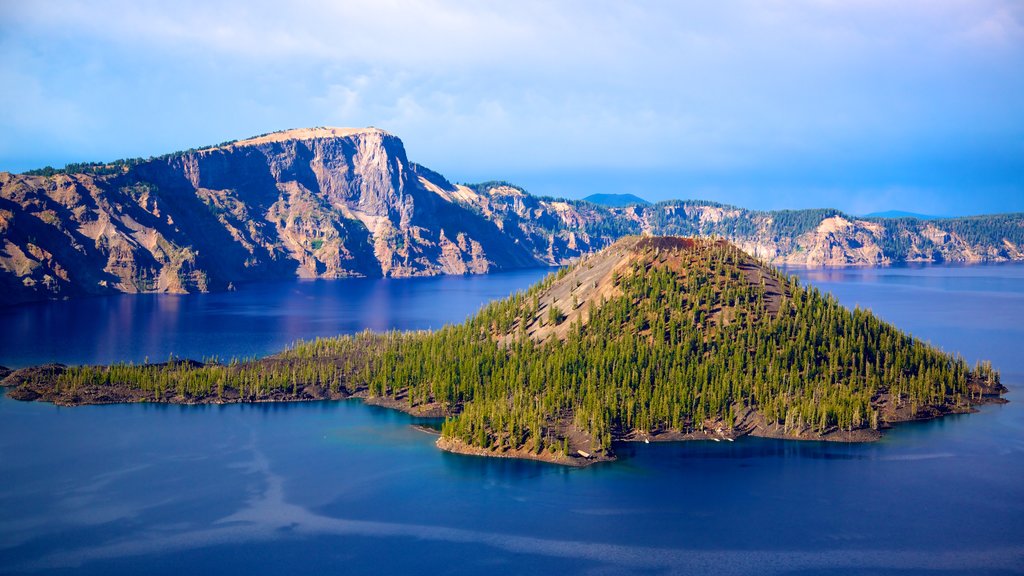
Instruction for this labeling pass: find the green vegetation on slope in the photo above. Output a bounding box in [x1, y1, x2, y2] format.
[937, 213, 1024, 249]
[649, 201, 843, 240]
[21, 146, 236, 177]
[34, 237, 1002, 461]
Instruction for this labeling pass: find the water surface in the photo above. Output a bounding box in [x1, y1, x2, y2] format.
[0, 269, 551, 368]
[1, 264, 1022, 575]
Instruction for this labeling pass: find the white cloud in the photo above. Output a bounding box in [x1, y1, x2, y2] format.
[1, 1, 1021, 212]
[958, 4, 1024, 49]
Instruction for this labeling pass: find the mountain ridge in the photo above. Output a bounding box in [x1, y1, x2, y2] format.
[2, 127, 1023, 306]
[583, 193, 651, 207]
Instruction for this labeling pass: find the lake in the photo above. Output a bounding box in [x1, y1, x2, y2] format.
[1, 264, 1022, 575]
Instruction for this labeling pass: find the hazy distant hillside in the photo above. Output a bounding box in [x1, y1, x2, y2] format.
[637, 202, 1024, 267]
[583, 193, 650, 207]
[2, 127, 1022, 305]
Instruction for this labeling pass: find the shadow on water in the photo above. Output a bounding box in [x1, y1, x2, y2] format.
[0, 268, 553, 369]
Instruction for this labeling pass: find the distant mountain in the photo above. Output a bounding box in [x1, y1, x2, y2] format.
[2, 127, 1023, 306]
[582, 193, 650, 207]
[864, 210, 940, 220]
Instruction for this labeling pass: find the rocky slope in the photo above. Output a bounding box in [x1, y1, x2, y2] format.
[636, 203, 1024, 266]
[2, 127, 1022, 305]
[0, 128, 615, 306]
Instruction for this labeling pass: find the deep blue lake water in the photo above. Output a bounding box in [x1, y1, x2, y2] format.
[1, 264, 1023, 575]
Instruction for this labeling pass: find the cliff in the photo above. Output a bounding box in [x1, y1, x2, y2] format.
[2, 127, 1022, 305]
[638, 203, 1024, 266]
[0, 128, 613, 306]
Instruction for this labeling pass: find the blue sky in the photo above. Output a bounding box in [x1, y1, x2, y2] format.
[1, 1, 1022, 215]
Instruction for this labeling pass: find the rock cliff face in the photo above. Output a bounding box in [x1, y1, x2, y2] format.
[2, 127, 1022, 306]
[0, 128, 616, 306]
[636, 203, 1024, 266]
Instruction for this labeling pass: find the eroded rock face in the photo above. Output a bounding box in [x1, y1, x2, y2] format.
[2, 127, 1022, 306]
[633, 203, 1024, 267]
[0, 128, 618, 305]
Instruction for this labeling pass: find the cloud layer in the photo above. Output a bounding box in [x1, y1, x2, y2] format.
[2, 1, 1022, 213]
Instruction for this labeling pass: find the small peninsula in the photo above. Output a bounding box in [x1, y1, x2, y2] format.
[1, 237, 1006, 466]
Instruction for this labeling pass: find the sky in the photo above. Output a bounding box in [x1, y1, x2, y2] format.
[1, 1, 1022, 215]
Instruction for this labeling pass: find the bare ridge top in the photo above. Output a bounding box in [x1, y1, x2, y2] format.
[228, 127, 392, 148]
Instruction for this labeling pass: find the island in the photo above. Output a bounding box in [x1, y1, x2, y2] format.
[1, 236, 1007, 466]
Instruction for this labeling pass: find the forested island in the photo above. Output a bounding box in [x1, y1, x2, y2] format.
[1, 236, 1007, 466]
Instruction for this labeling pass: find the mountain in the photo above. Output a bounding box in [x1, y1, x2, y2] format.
[582, 193, 650, 207]
[3, 127, 1023, 306]
[0, 128, 616, 306]
[3, 236, 1006, 466]
[864, 210, 940, 220]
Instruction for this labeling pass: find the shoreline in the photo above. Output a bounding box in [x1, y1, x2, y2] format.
[1, 365, 1008, 469]
[0, 385, 1006, 468]
[435, 436, 614, 467]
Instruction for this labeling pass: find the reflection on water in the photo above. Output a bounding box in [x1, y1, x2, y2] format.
[1, 263, 1023, 575]
[0, 269, 551, 368]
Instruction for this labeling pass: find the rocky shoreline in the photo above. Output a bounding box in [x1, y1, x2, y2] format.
[435, 436, 611, 467]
